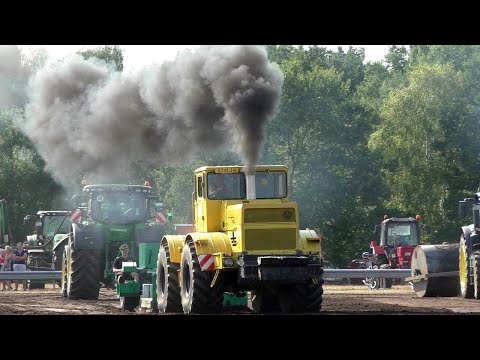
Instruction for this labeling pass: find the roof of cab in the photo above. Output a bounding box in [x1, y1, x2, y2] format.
[194, 165, 288, 173]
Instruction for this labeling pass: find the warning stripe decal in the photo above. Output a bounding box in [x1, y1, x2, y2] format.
[197, 254, 215, 271]
[70, 209, 82, 223]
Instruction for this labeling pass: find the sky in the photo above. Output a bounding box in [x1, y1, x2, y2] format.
[18, 45, 391, 73]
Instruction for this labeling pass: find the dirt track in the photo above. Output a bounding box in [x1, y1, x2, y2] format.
[1, 284, 479, 315]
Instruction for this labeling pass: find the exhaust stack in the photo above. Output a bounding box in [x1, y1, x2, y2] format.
[246, 174, 256, 200]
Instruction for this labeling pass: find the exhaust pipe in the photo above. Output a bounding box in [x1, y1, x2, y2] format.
[246, 174, 256, 200]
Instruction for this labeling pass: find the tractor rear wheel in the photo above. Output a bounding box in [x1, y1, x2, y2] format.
[67, 246, 101, 300]
[278, 279, 324, 313]
[26, 254, 46, 289]
[180, 241, 224, 314]
[380, 264, 393, 288]
[61, 245, 68, 297]
[156, 242, 182, 313]
[474, 252, 480, 300]
[251, 287, 278, 313]
[460, 236, 474, 298]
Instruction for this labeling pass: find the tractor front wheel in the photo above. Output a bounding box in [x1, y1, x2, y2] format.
[61, 245, 69, 297]
[180, 241, 224, 314]
[460, 236, 474, 298]
[156, 242, 182, 313]
[66, 245, 101, 300]
[380, 264, 393, 288]
[474, 252, 480, 300]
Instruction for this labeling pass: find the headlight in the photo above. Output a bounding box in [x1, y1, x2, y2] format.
[223, 257, 234, 267]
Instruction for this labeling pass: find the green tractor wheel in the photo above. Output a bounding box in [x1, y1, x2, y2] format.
[156, 241, 182, 313]
[61, 246, 68, 297]
[180, 241, 224, 314]
[26, 254, 46, 290]
[474, 252, 480, 300]
[460, 236, 474, 299]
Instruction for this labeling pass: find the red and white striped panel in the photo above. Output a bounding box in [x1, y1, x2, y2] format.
[70, 209, 82, 223]
[156, 211, 167, 224]
[197, 254, 215, 271]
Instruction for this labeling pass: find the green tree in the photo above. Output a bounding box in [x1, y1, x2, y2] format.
[264, 45, 385, 266]
[78, 45, 124, 71]
[369, 63, 473, 242]
[0, 108, 63, 242]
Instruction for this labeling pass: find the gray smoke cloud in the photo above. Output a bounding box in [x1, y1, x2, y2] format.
[0, 45, 30, 110]
[23, 45, 283, 187]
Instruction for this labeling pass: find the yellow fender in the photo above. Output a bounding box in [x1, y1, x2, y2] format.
[162, 235, 186, 264]
[298, 229, 321, 255]
[187, 232, 233, 256]
[184, 232, 234, 271]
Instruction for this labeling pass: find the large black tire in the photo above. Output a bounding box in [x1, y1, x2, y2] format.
[474, 252, 480, 300]
[66, 246, 101, 300]
[380, 264, 393, 288]
[278, 279, 324, 313]
[251, 287, 278, 313]
[180, 242, 224, 314]
[120, 296, 139, 312]
[156, 242, 182, 313]
[26, 254, 46, 289]
[460, 236, 474, 298]
[61, 246, 68, 297]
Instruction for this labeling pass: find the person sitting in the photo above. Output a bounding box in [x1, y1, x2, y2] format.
[209, 175, 228, 198]
[113, 244, 139, 283]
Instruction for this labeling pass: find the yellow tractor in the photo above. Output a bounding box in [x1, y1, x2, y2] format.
[156, 165, 324, 313]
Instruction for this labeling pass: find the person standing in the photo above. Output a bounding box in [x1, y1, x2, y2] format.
[13, 242, 27, 291]
[3, 246, 13, 291]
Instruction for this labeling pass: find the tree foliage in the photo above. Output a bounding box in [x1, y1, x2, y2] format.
[78, 45, 124, 71]
[3, 45, 480, 267]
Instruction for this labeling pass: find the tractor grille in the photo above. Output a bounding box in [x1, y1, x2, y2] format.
[244, 228, 297, 251]
[244, 208, 296, 223]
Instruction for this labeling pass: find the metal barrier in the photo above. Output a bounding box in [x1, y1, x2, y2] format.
[323, 268, 411, 279]
[0, 271, 61, 281]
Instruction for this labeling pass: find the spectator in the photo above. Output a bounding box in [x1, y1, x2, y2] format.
[3, 246, 13, 291]
[113, 244, 139, 283]
[13, 242, 27, 291]
[0, 249, 5, 291]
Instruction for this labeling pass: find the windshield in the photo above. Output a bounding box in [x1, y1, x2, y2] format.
[386, 223, 418, 246]
[43, 215, 72, 238]
[207, 171, 287, 200]
[89, 192, 147, 224]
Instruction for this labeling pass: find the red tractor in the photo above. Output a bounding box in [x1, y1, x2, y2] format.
[362, 215, 427, 289]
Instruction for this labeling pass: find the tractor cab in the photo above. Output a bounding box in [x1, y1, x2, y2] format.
[373, 215, 422, 269]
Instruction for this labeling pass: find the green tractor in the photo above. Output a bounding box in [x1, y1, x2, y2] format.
[60, 183, 167, 310]
[23, 210, 74, 289]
